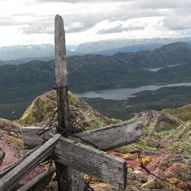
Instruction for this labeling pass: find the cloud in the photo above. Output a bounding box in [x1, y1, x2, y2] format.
[97, 23, 146, 34]
[21, 20, 53, 34]
[37, 0, 127, 3]
[1, 0, 191, 46]
[0, 17, 14, 26]
[0, 15, 31, 26]
[90, 17, 162, 36]
[164, 14, 191, 30]
[97, 24, 123, 34]
[131, 0, 191, 9]
[65, 22, 85, 33]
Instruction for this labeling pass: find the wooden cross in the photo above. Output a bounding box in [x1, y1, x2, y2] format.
[0, 15, 143, 191]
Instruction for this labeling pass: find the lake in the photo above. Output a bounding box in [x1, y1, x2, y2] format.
[77, 82, 191, 100]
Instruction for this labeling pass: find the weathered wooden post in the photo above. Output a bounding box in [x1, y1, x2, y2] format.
[55, 14, 85, 191]
[0, 149, 5, 166]
[55, 14, 70, 191]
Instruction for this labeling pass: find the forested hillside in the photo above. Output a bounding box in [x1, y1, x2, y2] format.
[1, 42, 191, 119]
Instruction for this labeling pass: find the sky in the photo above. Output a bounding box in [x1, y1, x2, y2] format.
[0, 0, 191, 46]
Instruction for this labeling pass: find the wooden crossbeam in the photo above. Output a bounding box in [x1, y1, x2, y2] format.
[19, 126, 130, 189]
[16, 167, 55, 191]
[21, 119, 143, 150]
[21, 126, 43, 149]
[0, 134, 61, 191]
[75, 119, 143, 151]
[55, 137, 127, 189]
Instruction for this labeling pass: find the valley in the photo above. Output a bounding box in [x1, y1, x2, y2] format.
[1, 42, 191, 120]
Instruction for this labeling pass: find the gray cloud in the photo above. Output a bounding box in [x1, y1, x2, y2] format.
[162, 4, 191, 31]
[38, 0, 127, 3]
[21, 18, 54, 34]
[97, 24, 123, 34]
[19, 5, 168, 35]
[7, 0, 191, 39]
[131, 0, 191, 9]
[60, 3, 168, 33]
[97, 24, 145, 34]
[164, 14, 191, 30]
[0, 17, 14, 26]
[0, 16, 29, 26]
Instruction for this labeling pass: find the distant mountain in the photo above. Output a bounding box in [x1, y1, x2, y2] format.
[1, 42, 191, 91]
[74, 37, 191, 54]
[98, 43, 163, 55]
[0, 59, 26, 66]
[0, 44, 82, 63]
[0, 44, 54, 60]
[1, 41, 191, 119]
[1, 38, 191, 62]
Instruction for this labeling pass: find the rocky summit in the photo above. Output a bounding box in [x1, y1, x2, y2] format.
[0, 92, 191, 190]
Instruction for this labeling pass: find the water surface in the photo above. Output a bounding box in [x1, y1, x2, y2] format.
[77, 82, 191, 100]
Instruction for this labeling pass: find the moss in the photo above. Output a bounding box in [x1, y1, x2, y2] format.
[167, 140, 191, 155]
[137, 138, 148, 146]
[19, 91, 61, 125]
[163, 104, 191, 122]
[142, 180, 162, 189]
[19, 101, 37, 125]
[68, 91, 80, 106]
[177, 122, 191, 139]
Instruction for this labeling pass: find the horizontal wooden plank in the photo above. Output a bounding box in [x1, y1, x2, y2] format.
[74, 119, 143, 151]
[16, 167, 55, 191]
[21, 119, 143, 150]
[0, 134, 61, 191]
[20, 126, 44, 149]
[55, 137, 127, 189]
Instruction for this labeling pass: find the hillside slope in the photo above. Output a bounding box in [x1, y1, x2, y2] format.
[18, 92, 191, 190]
[19, 91, 119, 130]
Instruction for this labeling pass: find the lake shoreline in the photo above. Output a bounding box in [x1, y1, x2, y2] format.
[77, 82, 191, 100]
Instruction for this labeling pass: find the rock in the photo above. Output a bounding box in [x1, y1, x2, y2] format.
[19, 90, 120, 130]
[135, 110, 182, 133]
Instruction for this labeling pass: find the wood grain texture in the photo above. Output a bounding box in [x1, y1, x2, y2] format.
[0, 149, 5, 166]
[20, 126, 43, 149]
[16, 167, 55, 191]
[21, 119, 143, 150]
[55, 14, 68, 87]
[68, 169, 85, 191]
[55, 14, 71, 191]
[55, 137, 127, 189]
[74, 119, 143, 151]
[0, 134, 61, 191]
